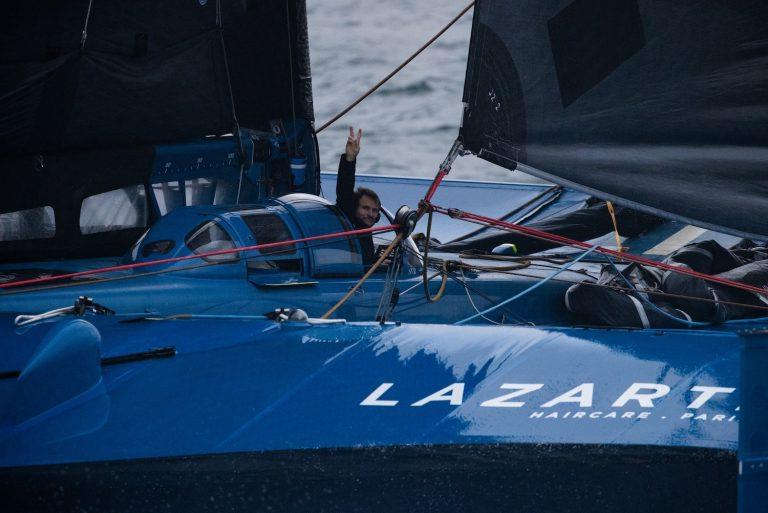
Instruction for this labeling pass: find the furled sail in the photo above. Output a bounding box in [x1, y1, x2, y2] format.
[0, 0, 313, 155]
[461, 0, 768, 240]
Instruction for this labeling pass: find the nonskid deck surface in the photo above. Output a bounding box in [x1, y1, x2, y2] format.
[0, 443, 736, 513]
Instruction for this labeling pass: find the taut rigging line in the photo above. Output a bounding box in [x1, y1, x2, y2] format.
[426, 203, 768, 298]
[315, 1, 475, 133]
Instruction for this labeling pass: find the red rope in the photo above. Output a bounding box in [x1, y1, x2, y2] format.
[0, 224, 399, 290]
[429, 204, 768, 297]
[423, 167, 450, 204]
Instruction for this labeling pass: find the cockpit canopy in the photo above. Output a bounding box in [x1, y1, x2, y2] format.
[128, 195, 366, 279]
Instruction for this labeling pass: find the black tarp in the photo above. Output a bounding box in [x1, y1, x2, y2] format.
[436, 199, 663, 254]
[461, 0, 768, 240]
[0, 147, 156, 261]
[0, 0, 313, 155]
[0, 0, 313, 262]
[565, 240, 768, 327]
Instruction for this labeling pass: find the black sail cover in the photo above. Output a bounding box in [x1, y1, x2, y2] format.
[461, 0, 768, 240]
[0, 0, 313, 155]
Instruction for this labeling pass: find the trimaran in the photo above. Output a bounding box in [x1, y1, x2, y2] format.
[0, 1, 766, 512]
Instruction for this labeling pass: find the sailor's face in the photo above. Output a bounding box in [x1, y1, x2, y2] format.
[356, 195, 380, 228]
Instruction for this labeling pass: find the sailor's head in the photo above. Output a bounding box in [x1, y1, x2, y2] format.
[353, 187, 381, 228]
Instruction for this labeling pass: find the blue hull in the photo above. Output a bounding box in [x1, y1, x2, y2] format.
[0, 314, 745, 511]
[0, 235, 759, 512]
[0, 317, 741, 466]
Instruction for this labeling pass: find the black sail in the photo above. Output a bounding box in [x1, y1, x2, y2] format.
[0, 0, 313, 155]
[461, 0, 768, 240]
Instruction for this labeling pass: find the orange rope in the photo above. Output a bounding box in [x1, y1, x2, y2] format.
[605, 201, 624, 260]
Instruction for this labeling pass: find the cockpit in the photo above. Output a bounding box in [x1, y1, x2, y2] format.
[127, 194, 417, 282]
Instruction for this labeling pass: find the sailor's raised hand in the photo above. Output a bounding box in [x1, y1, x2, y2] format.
[345, 126, 363, 162]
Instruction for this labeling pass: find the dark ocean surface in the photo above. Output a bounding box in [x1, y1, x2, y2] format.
[307, 0, 522, 181]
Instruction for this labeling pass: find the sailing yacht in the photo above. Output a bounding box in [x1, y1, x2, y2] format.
[0, 0, 766, 511]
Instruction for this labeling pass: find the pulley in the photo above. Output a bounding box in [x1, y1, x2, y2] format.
[394, 206, 418, 237]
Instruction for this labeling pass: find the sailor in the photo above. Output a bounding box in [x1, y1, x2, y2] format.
[336, 126, 381, 265]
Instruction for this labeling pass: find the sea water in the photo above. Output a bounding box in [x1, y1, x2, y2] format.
[308, 0, 529, 182]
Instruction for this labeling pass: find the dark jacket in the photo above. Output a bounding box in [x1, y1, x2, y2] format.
[336, 154, 375, 265]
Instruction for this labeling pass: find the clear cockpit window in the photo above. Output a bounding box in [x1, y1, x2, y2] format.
[80, 185, 148, 235]
[0, 206, 55, 241]
[242, 213, 296, 255]
[152, 178, 239, 216]
[288, 200, 363, 277]
[185, 221, 238, 262]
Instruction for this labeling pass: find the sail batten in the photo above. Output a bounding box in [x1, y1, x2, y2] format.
[461, 0, 768, 240]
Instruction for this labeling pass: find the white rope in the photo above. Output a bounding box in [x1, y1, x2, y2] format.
[15, 306, 75, 327]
